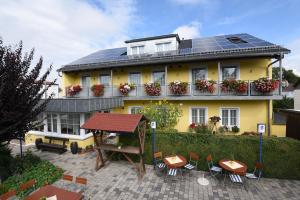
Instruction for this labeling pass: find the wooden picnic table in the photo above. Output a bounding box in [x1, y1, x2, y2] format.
[219, 159, 247, 175]
[24, 185, 83, 200]
[163, 155, 187, 169]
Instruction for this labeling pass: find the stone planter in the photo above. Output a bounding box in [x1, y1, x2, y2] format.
[70, 142, 78, 154]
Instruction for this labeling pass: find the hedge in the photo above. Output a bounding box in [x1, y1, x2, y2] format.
[120, 132, 300, 180]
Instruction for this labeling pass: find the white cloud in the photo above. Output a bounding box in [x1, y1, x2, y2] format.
[0, 0, 136, 82]
[173, 22, 201, 39]
[169, 0, 208, 5]
[283, 38, 300, 76]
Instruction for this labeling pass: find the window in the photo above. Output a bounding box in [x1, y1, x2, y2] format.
[191, 108, 206, 125]
[60, 113, 80, 135]
[227, 37, 247, 44]
[46, 114, 57, 132]
[222, 66, 238, 80]
[153, 71, 165, 86]
[33, 113, 44, 132]
[99, 74, 111, 86]
[221, 108, 239, 127]
[130, 107, 142, 114]
[156, 42, 171, 52]
[81, 76, 91, 88]
[192, 68, 207, 83]
[131, 46, 144, 55]
[84, 113, 92, 134]
[129, 72, 141, 85]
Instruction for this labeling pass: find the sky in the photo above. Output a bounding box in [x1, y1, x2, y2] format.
[0, 0, 300, 82]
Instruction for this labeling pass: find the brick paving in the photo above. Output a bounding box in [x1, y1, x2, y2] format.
[10, 144, 300, 200]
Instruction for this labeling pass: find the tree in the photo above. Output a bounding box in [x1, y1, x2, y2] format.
[0, 39, 54, 146]
[272, 67, 299, 85]
[139, 100, 182, 131]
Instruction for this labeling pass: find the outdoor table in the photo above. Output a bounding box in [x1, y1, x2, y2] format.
[219, 159, 247, 175]
[163, 155, 187, 169]
[24, 185, 83, 200]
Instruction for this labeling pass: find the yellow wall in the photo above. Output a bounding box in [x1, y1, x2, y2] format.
[62, 58, 271, 89]
[25, 132, 94, 149]
[271, 124, 286, 137]
[113, 100, 270, 134]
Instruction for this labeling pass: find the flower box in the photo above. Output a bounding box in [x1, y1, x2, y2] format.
[91, 84, 104, 97]
[195, 80, 216, 93]
[169, 81, 188, 95]
[253, 78, 279, 93]
[221, 79, 248, 94]
[144, 82, 161, 96]
[119, 83, 135, 96]
[67, 85, 82, 96]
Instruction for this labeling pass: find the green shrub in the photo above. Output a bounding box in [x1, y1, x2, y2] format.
[0, 145, 14, 181]
[120, 132, 300, 180]
[231, 126, 240, 133]
[0, 160, 63, 195]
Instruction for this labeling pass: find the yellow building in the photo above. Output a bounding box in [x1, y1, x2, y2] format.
[25, 33, 290, 149]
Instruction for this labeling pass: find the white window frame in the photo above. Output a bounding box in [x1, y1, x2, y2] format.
[221, 63, 240, 81]
[99, 74, 111, 86]
[152, 70, 166, 86]
[189, 65, 208, 83]
[128, 106, 143, 114]
[219, 107, 240, 128]
[131, 45, 145, 55]
[46, 113, 58, 133]
[155, 42, 172, 52]
[80, 74, 91, 87]
[189, 107, 208, 125]
[128, 71, 142, 85]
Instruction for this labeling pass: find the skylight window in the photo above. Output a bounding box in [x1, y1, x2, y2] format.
[227, 37, 247, 44]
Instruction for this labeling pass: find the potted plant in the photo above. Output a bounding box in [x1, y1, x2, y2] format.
[70, 142, 78, 154]
[116, 142, 123, 149]
[195, 80, 216, 93]
[91, 84, 104, 97]
[169, 81, 188, 95]
[67, 85, 82, 96]
[231, 126, 240, 133]
[253, 77, 279, 93]
[119, 83, 135, 96]
[85, 145, 94, 152]
[144, 81, 161, 96]
[35, 138, 43, 150]
[221, 79, 248, 94]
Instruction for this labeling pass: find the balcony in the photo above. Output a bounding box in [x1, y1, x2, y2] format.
[64, 80, 281, 100]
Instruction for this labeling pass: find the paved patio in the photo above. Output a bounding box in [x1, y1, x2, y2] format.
[10, 143, 300, 200]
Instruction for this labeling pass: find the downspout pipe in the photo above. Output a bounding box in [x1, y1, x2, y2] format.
[266, 55, 281, 78]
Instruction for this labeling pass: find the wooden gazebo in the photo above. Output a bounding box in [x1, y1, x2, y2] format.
[81, 113, 148, 178]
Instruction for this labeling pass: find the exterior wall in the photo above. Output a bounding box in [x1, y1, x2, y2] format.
[271, 124, 286, 137]
[114, 100, 270, 134]
[61, 58, 271, 90]
[294, 89, 300, 110]
[25, 131, 94, 149]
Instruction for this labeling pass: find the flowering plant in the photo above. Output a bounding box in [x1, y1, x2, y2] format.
[221, 79, 248, 94]
[119, 83, 135, 96]
[91, 84, 105, 97]
[189, 123, 211, 134]
[144, 81, 161, 96]
[67, 85, 82, 96]
[253, 78, 279, 93]
[169, 80, 188, 95]
[195, 80, 216, 93]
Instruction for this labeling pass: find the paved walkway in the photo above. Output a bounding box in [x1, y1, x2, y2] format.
[10, 144, 300, 200]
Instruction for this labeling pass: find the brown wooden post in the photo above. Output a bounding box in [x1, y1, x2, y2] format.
[93, 130, 104, 171]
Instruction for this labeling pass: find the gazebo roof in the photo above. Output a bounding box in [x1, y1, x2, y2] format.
[81, 113, 148, 133]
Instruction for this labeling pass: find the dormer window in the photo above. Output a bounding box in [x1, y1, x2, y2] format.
[131, 45, 144, 55]
[156, 42, 171, 52]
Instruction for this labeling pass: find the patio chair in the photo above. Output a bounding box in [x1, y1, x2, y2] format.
[0, 189, 16, 200]
[19, 179, 36, 197]
[154, 152, 166, 174]
[228, 171, 246, 189]
[246, 162, 263, 180]
[62, 174, 74, 189]
[206, 154, 222, 177]
[165, 166, 183, 181]
[184, 152, 199, 171]
[75, 177, 88, 197]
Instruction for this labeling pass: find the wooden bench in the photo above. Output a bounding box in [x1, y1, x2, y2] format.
[38, 136, 69, 154]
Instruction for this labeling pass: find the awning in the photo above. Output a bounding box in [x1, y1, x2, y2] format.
[44, 98, 123, 113]
[81, 113, 148, 133]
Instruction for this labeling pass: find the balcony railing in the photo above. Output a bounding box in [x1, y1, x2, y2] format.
[65, 81, 280, 98]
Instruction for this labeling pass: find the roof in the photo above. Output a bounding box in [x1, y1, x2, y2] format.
[80, 113, 148, 133]
[59, 33, 290, 72]
[125, 34, 180, 43]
